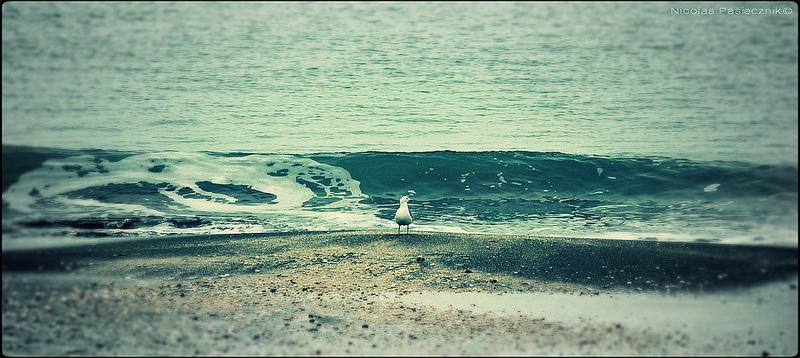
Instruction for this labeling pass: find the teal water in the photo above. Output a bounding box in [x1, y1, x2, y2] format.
[2, 2, 797, 163]
[1, 2, 798, 246]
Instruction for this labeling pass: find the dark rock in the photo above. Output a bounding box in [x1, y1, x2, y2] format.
[489, 279, 498, 284]
[362, 324, 369, 329]
[416, 256, 425, 263]
[464, 269, 473, 273]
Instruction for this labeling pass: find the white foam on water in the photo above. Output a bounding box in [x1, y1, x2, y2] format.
[5, 152, 367, 212]
[2, 152, 384, 236]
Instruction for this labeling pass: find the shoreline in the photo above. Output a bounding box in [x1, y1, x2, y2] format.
[3, 230, 796, 292]
[3, 231, 798, 355]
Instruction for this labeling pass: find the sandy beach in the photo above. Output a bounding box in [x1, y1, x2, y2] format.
[2, 231, 797, 356]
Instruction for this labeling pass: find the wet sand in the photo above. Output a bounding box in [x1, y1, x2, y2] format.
[2, 231, 798, 355]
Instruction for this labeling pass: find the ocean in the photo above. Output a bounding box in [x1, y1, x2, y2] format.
[2, 2, 797, 246]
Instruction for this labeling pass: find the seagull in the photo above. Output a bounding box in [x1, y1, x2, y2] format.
[394, 195, 413, 234]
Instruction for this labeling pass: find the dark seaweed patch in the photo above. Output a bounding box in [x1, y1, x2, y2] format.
[174, 186, 221, 202]
[168, 217, 212, 228]
[62, 163, 110, 177]
[296, 178, 327, 197]
[302, 197, 342, 207]
[84, 150, 134, 163]
[357, 197, 396, 205]
[64, 181, 182, 211]
[19, 217, 168, 230]
[176, 187, 194, 195]
[329, 186, 351, 195]
[204, 151, 254, 158]
[195, 181, 277, 205]
[74, 231, 113, 238]
[62, 165, 91, 177]
[310, 175, 333, 186]
[267, 168, 289, 177]
[148, 165, 166, 173]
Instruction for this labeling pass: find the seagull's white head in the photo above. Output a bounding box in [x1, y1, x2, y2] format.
[400, 195, 409, 204]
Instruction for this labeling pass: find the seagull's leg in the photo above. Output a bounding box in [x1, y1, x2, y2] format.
[398, 224, 400, 235]
[407, 225, 410, 234]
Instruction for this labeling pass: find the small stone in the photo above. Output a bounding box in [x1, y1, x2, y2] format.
[464, 269, 473, 273]
[416, 256, 425, 263]
[489, 279, 498, 284]
[362, 324, 369, 329]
